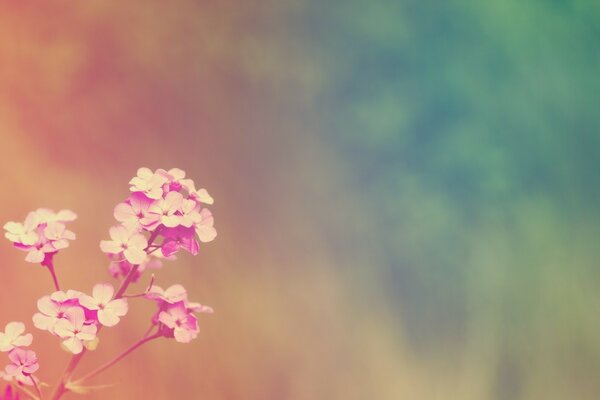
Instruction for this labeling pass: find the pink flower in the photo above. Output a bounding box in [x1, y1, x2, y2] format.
[147, 284, 213, 332]
[79, 284, 128, 327]
[34, 209, 77, 224]
[4, 348, 38, 386]
[113, 193, 154, 231]
[4, 209, 77, 264]
[157, 303, 199, 343]
[178, 198, 200, 228]
[32, 291, 83, 334]
[194, 208, 217, 243]
[43, 222, 76, 250]
[157, 168, 187, 192]
[145, 285, 188, 305]
[3, 217, 39, 246]
[54, 308, 97, 354]
[129, 168, 167, 200]
[146, 191, 184, 229]
[160, 226, 199, 257]
[0, 323, 32, 353]
[100, 226, 148, 264]
[181, 179, 214, 205]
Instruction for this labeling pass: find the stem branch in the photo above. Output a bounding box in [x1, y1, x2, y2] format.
[72, 333, 161, 385]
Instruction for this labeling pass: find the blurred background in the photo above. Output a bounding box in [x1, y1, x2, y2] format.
[1, 1, 599, 399]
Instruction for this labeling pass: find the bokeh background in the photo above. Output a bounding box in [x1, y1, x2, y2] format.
[1, 1, 600, 399]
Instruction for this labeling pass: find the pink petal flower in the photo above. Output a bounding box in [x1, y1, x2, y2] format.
[147, 191, 184, 228]
[100, 226, 148, 264]
[0, 323, 32, 352]
[146, 285, 188, 304]
[157, 303, 199, 343]
[114, 193, 154, 231]
[129, 168, 167, 200]
[33, 291, 83, 334]
[54, 308, 97, 354]
[4, 209, 76, 264]
[79, 284, 128, 327]
[4, 348, 38, 386]
[194, 208, 217, 243]
[180, 179, 214, 205]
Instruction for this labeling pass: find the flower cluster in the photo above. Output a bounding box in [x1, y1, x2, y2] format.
[146, 285, 213, 343]
[0, 323, 38, 386]
[33, 285, 127, 354]
[101, 167, 216, 267]
[1, 167, 215, 398]
[4, 209, 76, 265]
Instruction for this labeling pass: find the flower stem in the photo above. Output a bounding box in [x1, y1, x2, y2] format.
[31, 376, 44, 400]
[47, 263, 61, 291]
[49, 231, 161, 399]
[72, 332, 161, 385]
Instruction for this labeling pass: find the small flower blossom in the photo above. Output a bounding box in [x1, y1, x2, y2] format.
[181, 179, 214, 205]
[157, 168, 187, 192]
[43, 222, 76, 250]
[0, 323, 32, 353]
[145, 285, 188, 305]
[32, 291, 83, 334]
[3, 218, 38, 246]
[129, 168, 167, 200]
[147, 284, 212, 343]
[35, 209, 77, 223]
[4, 348, 38, 386]
[146, 191, 184, 229]
[79, 284, 128, 327]
[4, 209, 76, 264]
[113, 193, 154, 231]
[194, 208, 217, 243]
[157, 303, 200, 343]
[54, 308, 97, 354]
[100, 226, 148, 264]
[178, 198, 200, 228]
[160, 227, 199, 257]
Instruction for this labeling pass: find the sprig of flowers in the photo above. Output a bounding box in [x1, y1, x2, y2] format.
[2, 167, 216, 399]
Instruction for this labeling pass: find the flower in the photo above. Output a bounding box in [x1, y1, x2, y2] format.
[79, 284, 128, 327]
[129, 168, 167, 200]
[157, 303, 200, 343]
[100, 226, 148, 264]
[194, 208, 217, 243]
[160, 226, 199, 257]
[0, 323, 32, 353]
[113, 192, 154, 231]
[54, 308, 97, 354]
[32, 291, 83, 334]
[157, 168, 187, 192]
[146, 191, 184, 229]
[3, 218, 38, 246]
[180, 179, 214, 205]
[4, 349, 38, 386]
[4, 209, 76, 264]
[147, 284, 213, 342]
[34, 209, 77, 223]
[43, 222, 76, 250]
[145, 285, 188, 305]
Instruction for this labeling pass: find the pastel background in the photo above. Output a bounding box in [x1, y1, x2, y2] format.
[1, 1, 599, 399]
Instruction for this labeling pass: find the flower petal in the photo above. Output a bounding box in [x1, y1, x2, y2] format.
[92, 283, 114, 304]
